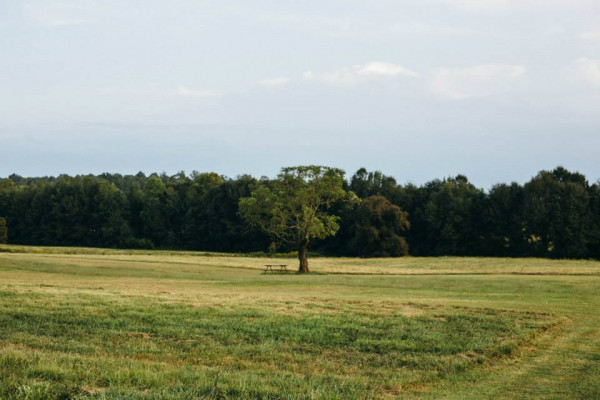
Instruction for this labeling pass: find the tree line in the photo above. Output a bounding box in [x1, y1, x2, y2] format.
[0, 166, 598, 259]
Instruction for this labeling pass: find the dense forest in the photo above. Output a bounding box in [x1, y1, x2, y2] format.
[0, 166, 599, 259]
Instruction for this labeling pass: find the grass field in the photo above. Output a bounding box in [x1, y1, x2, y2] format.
[0, 245, 598, 399]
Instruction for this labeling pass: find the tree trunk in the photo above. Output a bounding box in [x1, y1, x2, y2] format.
[298, 242, 309, 273]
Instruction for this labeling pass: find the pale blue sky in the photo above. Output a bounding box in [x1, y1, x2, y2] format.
[2, 0, 600, 187]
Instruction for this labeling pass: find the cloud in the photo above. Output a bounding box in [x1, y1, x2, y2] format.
[97, 86, 225, 98]
[177, 86, 225, 98]
[97, 86, 158, 95]
[389, 22, 474, 35]
[318, 61, 419, 86]
[575, 57, 600, 87]
[431, 64, 525, 100]
[258, 77, 290, 87]
[259, 14, 356, 33]
[22, 1, 94, 27]
[443, 0, 516, 6]
[580, 32, 600, 41]
[442, 0, 596, 10]
[301, 71, 314, 80]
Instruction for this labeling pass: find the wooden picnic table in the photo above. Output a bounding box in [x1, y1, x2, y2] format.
[264, 264, 288, 273]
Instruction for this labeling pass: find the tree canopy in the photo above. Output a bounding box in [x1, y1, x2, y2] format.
[0, 217, 7, 244]
[346, 195, 410, 257]
[238, 166, 347, 273]
[0, 166, 598, 261]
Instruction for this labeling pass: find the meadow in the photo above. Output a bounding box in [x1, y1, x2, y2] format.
[0, 245, 598, 399]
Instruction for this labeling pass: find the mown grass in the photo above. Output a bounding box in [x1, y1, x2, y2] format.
[2, 244, 599, 276]
[0, 245, 598, 399]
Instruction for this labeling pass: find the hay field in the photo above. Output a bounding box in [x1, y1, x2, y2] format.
[0, 245, 598, 399]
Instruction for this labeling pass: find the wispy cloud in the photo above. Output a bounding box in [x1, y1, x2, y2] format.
[314, 61, 419, 86]
[258, 14, 357, 34]
[177, 86, 225, 98]
[575, 57, 600, 87]
[97, 86, 225, 98]
[442, 0, 596, 10]
[431, 64, 525, 100]
[22, 0, 95, 27]
[389, 21, 474, 35]
[301, 71, 314, 80]
[580, 31, 600, 41]
[258, 77, 291, 87]
[97, 86, 158, 95]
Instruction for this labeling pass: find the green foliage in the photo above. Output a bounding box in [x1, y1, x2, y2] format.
[239, 166, 348, 271]
[139, 177, 173, 246]
[410, 175, 486, 256]
[485, 183, 527, 256]
[350, 167, 398, 200]
[0, 165, 599, 259]
[183, 175, 268, 252]
[522, 168, 591, 258]
[588, 183, 600, 259]
[342, 195, 410, 257]
[0, 217, 7, 244]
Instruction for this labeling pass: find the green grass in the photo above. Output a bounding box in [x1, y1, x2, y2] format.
[0, 245, 598, 399]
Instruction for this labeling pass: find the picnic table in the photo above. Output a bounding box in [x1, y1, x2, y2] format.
[264, 264, 288, 273]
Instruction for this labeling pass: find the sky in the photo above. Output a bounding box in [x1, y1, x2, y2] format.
[1, 0, 600, 188]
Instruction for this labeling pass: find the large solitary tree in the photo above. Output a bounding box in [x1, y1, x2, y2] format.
[239, 166, 347, 273]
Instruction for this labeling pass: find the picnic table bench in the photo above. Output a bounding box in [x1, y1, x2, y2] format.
[264, 264, 288, 273]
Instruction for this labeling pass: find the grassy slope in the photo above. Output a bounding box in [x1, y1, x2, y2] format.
[0, 245, 598, 399]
